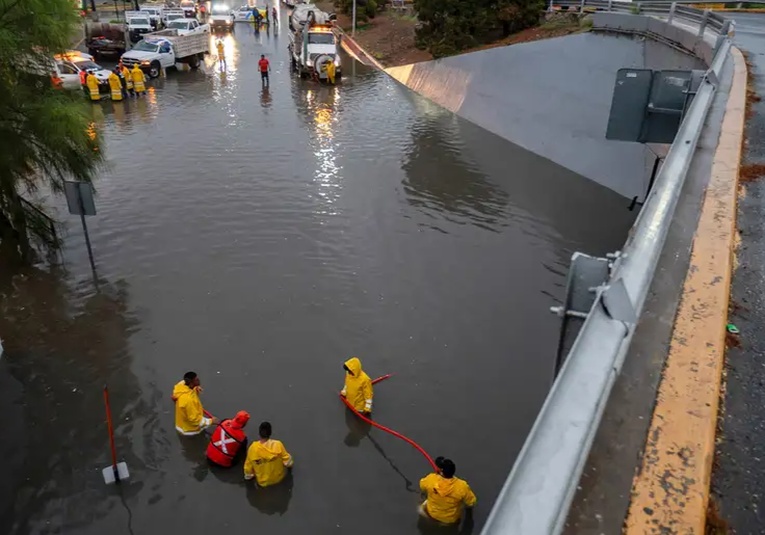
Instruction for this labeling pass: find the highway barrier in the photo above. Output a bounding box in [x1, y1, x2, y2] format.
[480, 3, 734, 534]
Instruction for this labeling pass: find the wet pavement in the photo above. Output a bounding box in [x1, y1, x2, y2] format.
[0, 12, 636, 535]
[712, 12, 765, 534]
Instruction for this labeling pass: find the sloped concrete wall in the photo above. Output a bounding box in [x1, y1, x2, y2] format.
[386, 32, 704, 199]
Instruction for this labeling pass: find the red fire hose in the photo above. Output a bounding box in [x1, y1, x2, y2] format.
[340, 374, 438, 472]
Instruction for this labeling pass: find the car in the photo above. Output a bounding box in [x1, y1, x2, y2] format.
[55, 56, 111, 93]
[179, 0, 197, 17]
[165, 18, 210, 35]
[234, 5, 266, 21]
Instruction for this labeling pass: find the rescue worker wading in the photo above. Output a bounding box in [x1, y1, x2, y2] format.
[86, 71, 100, 101]
[340, 356, 373, 414]
[172, 371, 218, 435]
[206, 410, 250, 467]
[108, 69, 123, 101]
[244, 421, 293, 487]
[120, 61, 133, 96]
[419, 457, 477, 525]
[131, 64, 146, 97]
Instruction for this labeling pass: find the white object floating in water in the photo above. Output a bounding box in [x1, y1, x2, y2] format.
[102, 462, 130, 485]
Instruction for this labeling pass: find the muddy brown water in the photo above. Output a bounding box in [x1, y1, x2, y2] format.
[0, 14, 635, 535]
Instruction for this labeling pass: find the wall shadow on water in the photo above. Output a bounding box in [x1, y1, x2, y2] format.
[0, 266, 149, 535]
[401, 103, 637, 254]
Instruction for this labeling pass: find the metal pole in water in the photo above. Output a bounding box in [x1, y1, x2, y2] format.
[352, 0, 356, 36]
[78, 194, 96, 274]
[103, 386, 120, 482]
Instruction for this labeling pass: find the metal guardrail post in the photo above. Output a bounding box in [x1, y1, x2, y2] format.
[668, 1, 677, 24]
[608, 0, 613, 12]
[580, 0, 585, 15]
[479, 8, 731, 532]
[699, 9, 710, 37]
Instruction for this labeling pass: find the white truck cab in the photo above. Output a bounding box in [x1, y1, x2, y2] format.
[125, 11, 153, 43]
[166, 18, 210, 35]
[209, 3, 235, 30]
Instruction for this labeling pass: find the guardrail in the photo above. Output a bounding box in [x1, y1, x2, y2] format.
[480, 4, 733, 535]
[552, 0, 734, 35]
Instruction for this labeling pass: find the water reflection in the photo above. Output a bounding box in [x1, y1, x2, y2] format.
[402, 113, 510, 233]
[245, 472, 294, 515]
[0, 267, 145, 534]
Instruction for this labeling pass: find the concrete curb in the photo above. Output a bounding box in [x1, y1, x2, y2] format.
[623, 46, 747, 534]
[335, 28, 385, 71]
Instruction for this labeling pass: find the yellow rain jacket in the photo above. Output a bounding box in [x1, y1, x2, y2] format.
[86, 73, 100, 101]
[325, 61, 336, 85]
[171, 380, 212, 435]
[108, 72, 122, 101]
[131, 65, 146, 93]
[121, 66, 133, 90]
[244, 439, 293, 487]
[341, 357, 373, 413]
[420, 473, 477, 524]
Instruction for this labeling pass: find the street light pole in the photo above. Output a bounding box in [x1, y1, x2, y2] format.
[352, 0, 356, 36]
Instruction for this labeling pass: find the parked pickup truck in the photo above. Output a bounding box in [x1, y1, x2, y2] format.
[165, 18, 210, 36]
[125, 11, 153, 43]
[120, 30, 209, 78]
[141, 6, 164, 29]
[163, 8, 186, 25]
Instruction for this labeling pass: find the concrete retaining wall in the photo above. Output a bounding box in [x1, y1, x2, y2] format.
[386, 20, 707, 199]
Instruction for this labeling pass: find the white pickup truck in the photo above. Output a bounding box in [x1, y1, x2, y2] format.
[140, 6, 164, 29]
[165, 18, 210, 36]
[163, 8, 186, 25]
[120, 30, 209, 78]
[125, 11, 153, 43]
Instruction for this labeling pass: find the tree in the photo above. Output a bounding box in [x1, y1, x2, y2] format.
[0, 0, 103, 265]
[414, 0, 543, 57]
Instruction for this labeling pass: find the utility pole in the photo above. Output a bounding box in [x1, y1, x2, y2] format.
[352, 0, 356, 36]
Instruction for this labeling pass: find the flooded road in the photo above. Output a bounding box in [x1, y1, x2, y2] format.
[0, 12, 636, 535]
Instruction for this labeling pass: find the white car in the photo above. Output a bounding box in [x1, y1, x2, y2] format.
[166, 18, 210, 35]
[55, 56, 111, 91]
[234, 5, 255, 21]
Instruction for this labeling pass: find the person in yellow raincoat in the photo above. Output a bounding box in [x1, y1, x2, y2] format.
[131, 64, 146, 97]
[86, 71, 100, 101]
[340, 357, 373, 413]
[324, 60, 336, 85]
[171, 371, 218, 435]
[419, 457, 477, 525]
[108, 70, 123, 101]
[244, 421, 293, 486]
[119, 61, 133, 96]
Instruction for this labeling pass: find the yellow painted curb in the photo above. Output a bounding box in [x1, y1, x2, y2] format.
[624, 47, 747, 534]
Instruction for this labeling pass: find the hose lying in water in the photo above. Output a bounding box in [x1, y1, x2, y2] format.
[340, 374, 438, 472]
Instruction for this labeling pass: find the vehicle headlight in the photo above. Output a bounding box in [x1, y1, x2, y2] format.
[141, 60, 150, 65]
[334, 56, 340, 67]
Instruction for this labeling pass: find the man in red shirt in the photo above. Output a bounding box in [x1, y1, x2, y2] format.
[258, 54, 270, 86]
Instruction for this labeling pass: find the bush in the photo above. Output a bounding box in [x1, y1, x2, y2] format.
[365, 0, 377, 18]
[414, 0, 544, 57]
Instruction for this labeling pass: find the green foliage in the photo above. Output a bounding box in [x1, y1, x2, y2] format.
[365, 0, 378, 18]
[414, 0, 544, 57]
[0, 0, 103, 264]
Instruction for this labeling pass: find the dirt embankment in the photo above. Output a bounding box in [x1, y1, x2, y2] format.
[315, 2, 589, 68]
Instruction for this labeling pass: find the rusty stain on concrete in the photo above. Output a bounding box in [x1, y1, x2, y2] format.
[623, 47, 747, 534]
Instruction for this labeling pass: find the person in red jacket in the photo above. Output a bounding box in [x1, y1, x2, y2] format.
[206, 410, 250, 467]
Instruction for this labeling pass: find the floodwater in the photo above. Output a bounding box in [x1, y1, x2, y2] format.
[0, 12, 636, 535]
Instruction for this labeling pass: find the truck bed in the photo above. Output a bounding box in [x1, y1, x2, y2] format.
[145, 29, 209, 58]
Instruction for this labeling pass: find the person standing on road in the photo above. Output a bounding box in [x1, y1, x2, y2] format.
[340, 356, 373, 414]
[216, 38, 226, 70]
[79, 68, 88, 97]
[244, 421, 294, 486]
[171, 371, 219, 435]
[258, 54, 270, 86]
[419, 457, 477, 526]
[131, 64, 146, 97]
[272, 6, 277, 23]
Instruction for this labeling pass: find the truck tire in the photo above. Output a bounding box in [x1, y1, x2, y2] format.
[149, 60, 161, 79]
[188, 55, 200, 69]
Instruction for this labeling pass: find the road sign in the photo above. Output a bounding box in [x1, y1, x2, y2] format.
[606, 68, 705, 144]
[64, 180, 97, 272]
[64, 181, 96, 216]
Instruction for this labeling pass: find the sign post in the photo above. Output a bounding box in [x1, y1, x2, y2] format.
[64, 181, 97, 273]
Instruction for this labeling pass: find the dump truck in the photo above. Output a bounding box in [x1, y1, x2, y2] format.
[120, 29, 209, 78]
